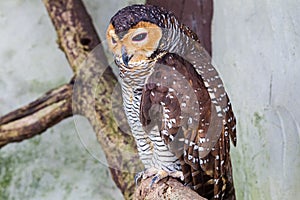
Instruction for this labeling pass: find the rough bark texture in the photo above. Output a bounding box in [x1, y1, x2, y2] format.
[0, 84, 73, 147]
[147, 0, 213, 55]
[44, 0, 103, 73]
[134, 177, 207, 200]
[1, 0, 213, 199]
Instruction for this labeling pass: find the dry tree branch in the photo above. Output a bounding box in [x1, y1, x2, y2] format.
[135, 177, 207, 200]
[0, 84, 73, 147]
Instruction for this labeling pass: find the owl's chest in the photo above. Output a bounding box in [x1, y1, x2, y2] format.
[121, 81, 144, 126]
[119, 63, 181, 170]
[120, 63, 154, 116]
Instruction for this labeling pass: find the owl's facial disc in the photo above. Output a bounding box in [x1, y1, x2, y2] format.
[106, 21, 162, 67]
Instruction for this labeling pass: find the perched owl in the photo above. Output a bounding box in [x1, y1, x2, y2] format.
[106, 4, 237, 200]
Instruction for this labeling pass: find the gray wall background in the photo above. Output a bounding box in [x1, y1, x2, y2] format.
[213, 1, 300, 199]
[0, 0, 299, 199]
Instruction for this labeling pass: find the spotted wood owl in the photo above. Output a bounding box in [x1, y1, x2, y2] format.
[106, 4, 237, 200]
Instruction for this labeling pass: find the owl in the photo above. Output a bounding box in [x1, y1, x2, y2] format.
[106, 4, 237, 200]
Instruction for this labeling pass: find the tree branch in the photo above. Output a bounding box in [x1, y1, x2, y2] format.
[44, 0, 143, 198]
[0, 83, 73, 147]
[134, 177, 207, 200]
[43, 0, 104, 73]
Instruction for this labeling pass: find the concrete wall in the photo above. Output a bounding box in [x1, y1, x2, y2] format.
[212, 1, 300, 199]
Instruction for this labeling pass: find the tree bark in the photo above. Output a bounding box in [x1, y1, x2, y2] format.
[0, 84, 73, 147]
[134, 177, 207, 200]
[44, 0, 144, 198]
[1, 0, 213, 199]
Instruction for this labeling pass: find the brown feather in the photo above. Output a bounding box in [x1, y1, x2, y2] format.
[140, 53, 236, 199]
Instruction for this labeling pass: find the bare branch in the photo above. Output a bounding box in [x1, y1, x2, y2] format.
[134, 177, 207, 200]
[0, 84, 73, 147]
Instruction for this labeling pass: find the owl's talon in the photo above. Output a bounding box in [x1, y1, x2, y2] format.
[135, 171, 144, 186]
[184, 182, 192, 187]
[150, 174, 160, 187]
[140, 167, 183, 188]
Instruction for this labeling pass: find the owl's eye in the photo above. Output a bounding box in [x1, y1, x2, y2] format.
[111, 37, 117, 44]
[132, 33, 147, 42]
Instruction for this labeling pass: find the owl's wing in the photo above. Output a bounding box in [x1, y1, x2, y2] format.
[140, 52, 236, 198]
[140, 52, 209, 165]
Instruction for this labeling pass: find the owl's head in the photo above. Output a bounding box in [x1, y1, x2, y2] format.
[106, 5, 172, 67]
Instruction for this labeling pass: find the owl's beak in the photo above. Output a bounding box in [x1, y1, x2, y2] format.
[121, 46, 132, 66]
